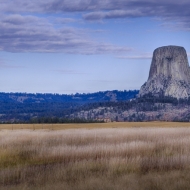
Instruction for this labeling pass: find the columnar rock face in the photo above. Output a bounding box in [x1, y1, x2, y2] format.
[139, 46, 190, 99]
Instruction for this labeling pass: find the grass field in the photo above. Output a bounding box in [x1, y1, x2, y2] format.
[1, 122, 190, 130]
[1, 123, 190, 189]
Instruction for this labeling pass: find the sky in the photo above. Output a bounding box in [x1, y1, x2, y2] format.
[0, 0, 190, 94]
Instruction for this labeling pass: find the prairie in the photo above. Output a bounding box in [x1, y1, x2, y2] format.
[1, 125, 190, 189]
[1, 121, 190, 130]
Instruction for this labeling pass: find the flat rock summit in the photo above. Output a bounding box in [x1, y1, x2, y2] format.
[139, 46, 190, 99]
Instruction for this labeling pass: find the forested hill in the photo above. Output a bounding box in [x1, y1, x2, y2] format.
[0, 90, 139, 122]
[0, 90, 139, 104]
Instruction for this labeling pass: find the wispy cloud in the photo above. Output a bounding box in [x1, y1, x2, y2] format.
[83, 10, 146, 21]
[1, 0, 190, 30]
[0, 0, 189, 54]
[88, 79, 115, 83]
[0, 14, 131, 54]
[118, 52, 190, 60]
[53, 69, 88, 75]
[0, 63, 25, 69]
[55, 18, 77, 24]
[0, 1, 189, 28]
[0, 57, 25, 69]
[117, 55, 152, 60]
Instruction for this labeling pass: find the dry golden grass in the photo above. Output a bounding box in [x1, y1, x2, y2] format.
[1, 126, 190, 189]
[1, 122, 190, 130]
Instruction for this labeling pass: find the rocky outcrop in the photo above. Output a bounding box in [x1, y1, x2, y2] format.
[139, 46, 190, 99]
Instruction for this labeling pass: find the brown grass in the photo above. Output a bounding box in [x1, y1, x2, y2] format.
[1, 127, 190, 189]
[1, 122, 190, 130]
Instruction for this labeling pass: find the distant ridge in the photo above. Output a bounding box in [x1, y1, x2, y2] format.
[0, 90, 139, 104]
[0, 90, 139, 122]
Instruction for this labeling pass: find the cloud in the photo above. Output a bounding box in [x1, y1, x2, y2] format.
[83, 10, 146, 20]
[82, 1, 190, 30]
[117, 55, 152, 60]
[0, 57, 24, 69]
[0, 0, 101, 13]
[0, 1, 189, 54]
[0, 0, 190, 30]
[88, 79, 116, 83]
[1, 14, 41, 25]
[53, 69, 88, 74]
[0, 14, 131, 54]
[117, 52, 190, 60]
[0, 62, 25, 69]
[0, 56, 25, 69]
[55, 18, 76, 24]
[118, 52, 190, 60]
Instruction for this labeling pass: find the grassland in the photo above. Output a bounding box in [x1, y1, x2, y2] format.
[1, 121, 190, 130]
[1, 124, 190, 189]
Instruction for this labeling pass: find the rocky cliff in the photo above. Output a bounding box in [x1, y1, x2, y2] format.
[139, 46, 190, 99]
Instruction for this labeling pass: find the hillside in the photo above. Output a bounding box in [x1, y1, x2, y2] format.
[2, 90, 190, 123]
[69, 96, 190, 122]
[0, 90, 138, 104]
[0, 90, 138, 122]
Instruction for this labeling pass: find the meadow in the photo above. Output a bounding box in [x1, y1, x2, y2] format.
[1, 122, 190, 130]
[1, 123, 190, 189]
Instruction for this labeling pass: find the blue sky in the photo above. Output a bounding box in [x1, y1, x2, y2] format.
[0, 0, 190, 94]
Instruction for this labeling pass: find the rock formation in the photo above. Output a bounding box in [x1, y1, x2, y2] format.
[139, 46, 190, 99]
